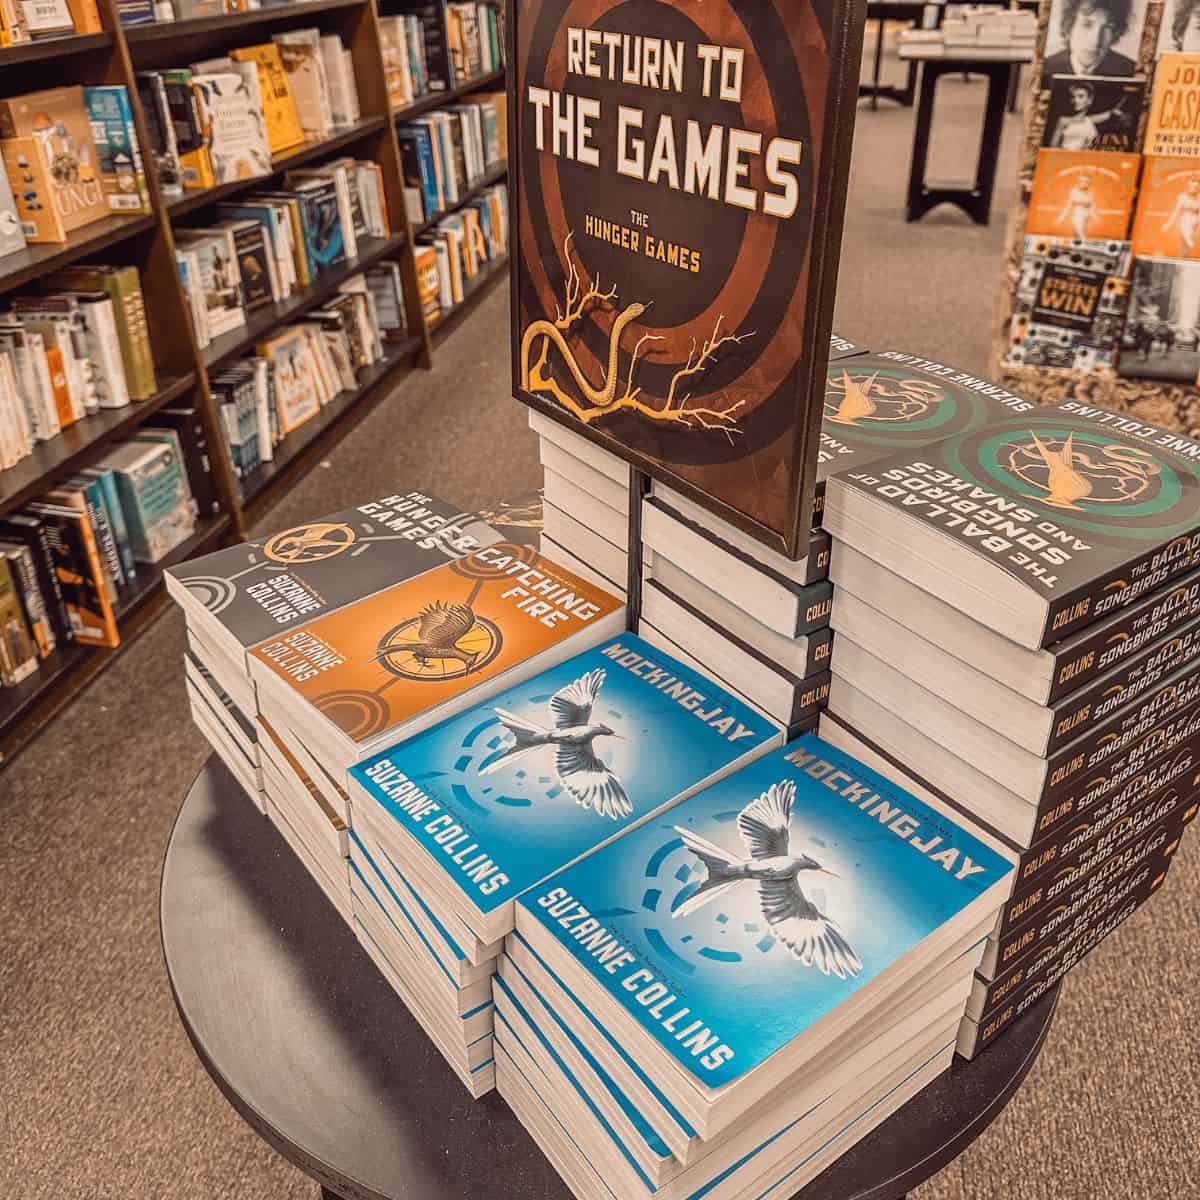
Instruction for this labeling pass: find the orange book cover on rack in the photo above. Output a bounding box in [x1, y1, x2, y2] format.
[1131, 156, 1200, 257]
[1026, 149, 1141, 241]
[248, 547, 624, 745]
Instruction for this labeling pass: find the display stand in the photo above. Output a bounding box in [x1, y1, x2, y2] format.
[987, 0, 1199, 432]
[0, 1, 507, 766]
[163, 755, 1060, 1200]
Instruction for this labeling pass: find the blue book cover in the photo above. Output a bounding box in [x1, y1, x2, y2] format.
[351, 634, 781, 939]
[517, 734, 1013, 1090]
[83, 467, 137, 586]
[408, 125, 441, 219]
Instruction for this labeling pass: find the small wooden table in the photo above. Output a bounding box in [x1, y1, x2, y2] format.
[161, 757, 1059, 1200]
[901, 46, 1032, 224]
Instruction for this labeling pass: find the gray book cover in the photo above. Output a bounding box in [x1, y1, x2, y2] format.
[167, 491, 502, 649]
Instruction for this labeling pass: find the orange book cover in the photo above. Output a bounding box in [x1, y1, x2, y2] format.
[1026, 149, 1141, 241]
[1145, 52, 1200, 158]
[1131, 156, 1200, 257]
[249, 547, 624, 746]
[43, 347, 76, 427]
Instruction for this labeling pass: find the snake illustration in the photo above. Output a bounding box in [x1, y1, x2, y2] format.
[520, 301, 647, 408]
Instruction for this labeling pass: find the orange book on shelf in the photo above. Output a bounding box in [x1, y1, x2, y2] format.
[1026, 149, 1141, 241]
[1131, 156, 1200, 258]
[43, 347, 77, 428]
[0, 136, 68, 243]
[64, 0, 103, 33]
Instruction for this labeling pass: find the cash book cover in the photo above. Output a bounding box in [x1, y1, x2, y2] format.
[819, 351, 1036, 489]
[350, 633, 779, 915]
[249, 547, 625, 743]
[829, 402, 1200, 644]
[518, 735, 1011, 1088]
[1145, 53, 1200, 158]
[509, 0, 869, 558]
[167, 492, 501, 649]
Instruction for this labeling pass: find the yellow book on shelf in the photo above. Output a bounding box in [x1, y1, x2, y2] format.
[231, 44, 306, 157]
[64, 0, 102, 33]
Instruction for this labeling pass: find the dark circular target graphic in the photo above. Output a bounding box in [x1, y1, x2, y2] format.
[373, 615, 503, 681]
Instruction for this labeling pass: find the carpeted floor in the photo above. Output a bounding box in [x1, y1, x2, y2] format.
[2, 64, 1197, 1200]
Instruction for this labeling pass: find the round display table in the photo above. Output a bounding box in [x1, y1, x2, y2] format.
[162, 758, 1058, 1200]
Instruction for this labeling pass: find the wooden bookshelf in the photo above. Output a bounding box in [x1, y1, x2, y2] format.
[0, 0, 508, 768]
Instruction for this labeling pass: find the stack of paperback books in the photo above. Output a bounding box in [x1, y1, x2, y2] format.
[821, 401, 1200, 1056]
[166, 491, 503, 812]
[346, 630, 781, 1094]
[494, 734, 1014, 1198]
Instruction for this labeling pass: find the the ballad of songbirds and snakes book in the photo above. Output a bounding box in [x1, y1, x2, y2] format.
[348, 633, 782, 945]
[165, 492, 503, 658]
[514, 734, 1014, 1141]
[823, 402, 1200, 648]
[818, 351, 1037, 498]
[248, 546, 627, 773]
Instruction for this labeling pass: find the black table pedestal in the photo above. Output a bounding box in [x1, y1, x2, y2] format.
[906, 60, 1015, 224]
[163, 759, 1056, 1200]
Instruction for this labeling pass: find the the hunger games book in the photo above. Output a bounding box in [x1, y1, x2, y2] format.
[165, 492, 503, 657]
[1131, 156, 1200, 257]
[1005, 236, 1131, 373]
[1144, 52, 1200, 158]
[247, 546, 626, 770]
[819, 351, 1036, 495]
[510, 0, 869, 558]
[829, 332, 868, 361]
[823, 402, 1200, 648]
[348, 633, 780, 944]
[514, 735, 1012, 1139]
[1025, 149, 1140, 242]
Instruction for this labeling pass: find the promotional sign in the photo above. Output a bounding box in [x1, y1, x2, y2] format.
[509, 0, 867, 557]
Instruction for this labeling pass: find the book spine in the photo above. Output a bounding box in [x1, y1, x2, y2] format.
[79, 296, 131, 409]
[1, 517, 70, 645]
[92, 469, 138, 585]
[161, 409, 219, 517]
[0, 557, 37, 685]
[997, 783, 1196, 941]
[6, 544, 55, 658]
[988, 813, 1186, 979]
[117, 266, 157, 398]
[1047, 539, 1200, 646]
[1037, 669, 1200, 808]
[1014, 741, 1199, 897]
[1046, 572, 1200, 703]
[82, 477, 125, 592]
[966, 841, 1184, 1055]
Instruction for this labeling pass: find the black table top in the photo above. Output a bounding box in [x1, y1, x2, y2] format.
[161, 758, 1058, 1200]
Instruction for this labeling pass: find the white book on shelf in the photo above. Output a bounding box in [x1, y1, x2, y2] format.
[76, 294, 130, 410]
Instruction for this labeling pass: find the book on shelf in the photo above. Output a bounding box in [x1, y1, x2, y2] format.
[39, 263, 156, 400]
[1042, 77, 1144, 154]
[191, 71, 273, 184]
[158, 69, 215, 190]
[0, 538, 55, 660]
[82, 87, 152, 216]
[229, 44, 306, 158]
[272, 29, 335, 144]
[0, 153, 26, 260]
[1118, 255, 1200, 382]
[16, 0, 73, 40]
[175, 227, 246, 343]
[97, 437, 196, 563]
[1145, 52, 1200, 158]
[1025, 149, 1140, 241]
[135, 73, 185, 198]
[0, 553, 38, 686]
[1130, 157, 1200, 259]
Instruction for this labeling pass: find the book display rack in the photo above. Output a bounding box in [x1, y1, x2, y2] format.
[0, 0, 507, 767]
[989, 0, 1199, 433]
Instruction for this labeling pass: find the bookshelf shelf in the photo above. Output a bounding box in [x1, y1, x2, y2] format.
[0, 0, 507, 768]
[124, 0, 365, 46]
[0, 215, 157, 297]
[0, 511, 230, 767]
[391, 69, 504, 122]
[241, 333, 421, 510]
[167, 117, 388, 218]
[0, 373, 197, 518]
[415, 161, 506, 236]
[200, 233, 406, 371]
[0, 32, 113, 65]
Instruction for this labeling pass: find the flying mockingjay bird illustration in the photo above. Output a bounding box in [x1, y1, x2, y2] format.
[673, 780, 863, 979]
[480, 668, 630, 819]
